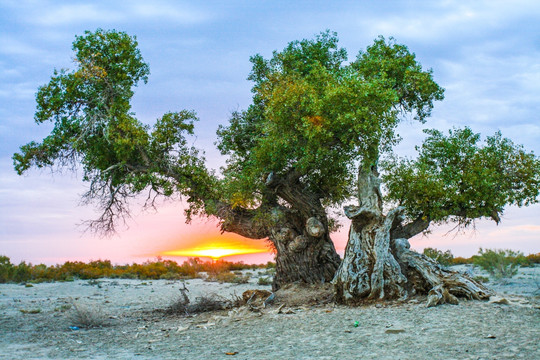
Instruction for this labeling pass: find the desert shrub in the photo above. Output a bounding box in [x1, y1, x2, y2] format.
[206, 271, 250, 284]
[525, 253, 540, 265]
[0, 256, 13, 283]
[260, 268, 276, 276]
[55, 304, 72, 312]
[473, 275, 490, 283]
[20, 308, 41, 314]
[472, 248, 528, 279]
[119, 272, 137, 279]
[167, 292, 237, 316]
[258, 276, 272, 286]
[30, 264, 51, 281]
[230, 274, 250, 284]
[423, 248, 454, 266]
[228, 261, 259, 271]
[452, 256, 473, 265]
[160, 272, 182, 280]
[70, 300, 107, 328]
[12, 261, 32, 283]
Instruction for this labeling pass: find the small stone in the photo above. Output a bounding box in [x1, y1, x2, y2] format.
[489, 297, 510, 305]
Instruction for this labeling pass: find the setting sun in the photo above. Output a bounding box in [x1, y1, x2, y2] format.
[160, 235, 271, 260]
[162, 247, 267, 260]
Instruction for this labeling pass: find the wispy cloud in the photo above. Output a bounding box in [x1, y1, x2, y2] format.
[129, 2, 213, 24]
[7, 0, 214, 27]
[32, 3, 124, 26]
[0, 36, 46, 57]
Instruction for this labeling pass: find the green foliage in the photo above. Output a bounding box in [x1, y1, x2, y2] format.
[12, 29, 214, 233]
[472, 248, 528, 279]
[0, 255, 13, 283]
[13, 261, 32, 283]
[423, 247, 454, 266]
[14, 29, 150, 176]
[526, 253, 540, 265]
[20, 308, 41, 314]
[217, 32, 444, 210]
[258, 276, 272, 286]
[452, 257, 473, 265]
[473, 276, 490, 283]
[206, 271, 250, 284]
[383, 128, 540, 227]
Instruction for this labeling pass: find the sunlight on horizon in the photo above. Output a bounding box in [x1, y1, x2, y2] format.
[161, 238, 270, 260]
[162, 247, 268, 260]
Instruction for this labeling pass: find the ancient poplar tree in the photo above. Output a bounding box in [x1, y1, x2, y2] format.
[223, 33, 539, 305]
[15, 30, 539, 301]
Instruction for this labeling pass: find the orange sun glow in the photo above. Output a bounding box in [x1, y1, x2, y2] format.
[162, 247, 267, 260]
[161, 237, 269, 260]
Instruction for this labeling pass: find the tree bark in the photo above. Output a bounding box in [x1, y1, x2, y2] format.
[270, 214, 341, 291]
[333, 166, 492, 306]
[216, 177, 341, 291]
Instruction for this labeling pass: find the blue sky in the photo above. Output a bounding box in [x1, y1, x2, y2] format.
[1, 0, 539, 264]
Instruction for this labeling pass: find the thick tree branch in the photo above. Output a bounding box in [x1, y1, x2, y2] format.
[216, 201, 271, 239]
[266, 170, 325, 219]
[391, 215, 430, 240]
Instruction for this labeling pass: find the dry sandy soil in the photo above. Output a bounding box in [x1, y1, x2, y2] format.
[1, 266, 539, 359]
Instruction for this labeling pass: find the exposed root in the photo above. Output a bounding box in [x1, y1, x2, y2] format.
[395, 240, 493, 307]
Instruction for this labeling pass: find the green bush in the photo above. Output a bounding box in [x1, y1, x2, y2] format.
[472, 248, 528, 279]
[206, 271, 250, 284]
[525, 253, 540, 265]
[423, 247, 454, 266]
[473, 275, 490, 283]
[12, 262, 32, 283]
[0, 256, 13, 283]
[257, 276, 272, 286]
[452, 256, 473, 265]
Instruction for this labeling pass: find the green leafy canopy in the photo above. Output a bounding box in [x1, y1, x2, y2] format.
[382, 127, 540, 226]
[13, 29, 213, 233]
[217, 31, 444, 208]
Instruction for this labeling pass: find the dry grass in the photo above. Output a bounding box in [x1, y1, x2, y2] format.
[69, 299, 107, 328]
[274, 283, 334, 307]
[205, 271, 250, 284]
[166, 284, 242, 315]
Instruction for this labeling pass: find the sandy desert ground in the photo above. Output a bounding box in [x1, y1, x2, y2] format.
[1, 266, 539, 359]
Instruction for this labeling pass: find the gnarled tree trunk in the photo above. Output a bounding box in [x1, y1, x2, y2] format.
[333, 167, 492, 306]
[216, 188, 341, 291]
[270, 215, 341, 291]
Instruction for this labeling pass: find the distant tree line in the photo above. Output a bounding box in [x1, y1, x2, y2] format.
[0, 250, 536, 284]
[0, 255, 273, 283]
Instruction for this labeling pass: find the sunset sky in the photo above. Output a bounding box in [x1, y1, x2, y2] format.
[1, 0, 539, 265]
